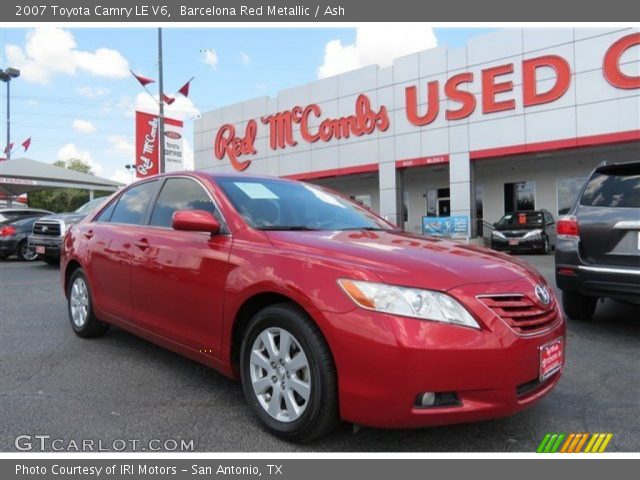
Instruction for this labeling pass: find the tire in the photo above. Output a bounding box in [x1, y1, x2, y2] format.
[240, 303, 338, 442]
[42, 256, 60, 266]
[67, 268, 110, 338]
[562, 290, 597, 321]
[16, 240, 38, 261]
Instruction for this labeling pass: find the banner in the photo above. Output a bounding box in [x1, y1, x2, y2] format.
[422, 215, 470, 239]
[135, 111, 184, 178]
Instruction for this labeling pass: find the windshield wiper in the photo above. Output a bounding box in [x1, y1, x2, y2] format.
[256, 225, 320, 231]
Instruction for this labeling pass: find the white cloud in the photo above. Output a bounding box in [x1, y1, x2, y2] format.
[317, 25, 437, 78]
[6, 27, 129, 84]
[134, 92, 200, 121]
[72, 119, 96, 134]
[77, 86, 110, 99]
[202, 49, 218, 68]
[240, 52, 251, 67]
[57, 143, 103, 176]
[183, 138, 194, 171]
[108, 135, 135, 157]
[109, 169, 134, 185]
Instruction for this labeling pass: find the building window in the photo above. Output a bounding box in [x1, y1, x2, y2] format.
[504, 181, 535, 213]
[557, 177, 586, 215]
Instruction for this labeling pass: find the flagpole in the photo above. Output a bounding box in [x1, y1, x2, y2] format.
[158, 27, 165, 174]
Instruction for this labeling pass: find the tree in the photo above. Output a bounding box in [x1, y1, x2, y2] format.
[28, 158, 109, 213]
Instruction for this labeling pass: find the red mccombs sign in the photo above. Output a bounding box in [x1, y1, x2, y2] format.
[215, 32, 640, 171]
[135, 111, 184, 178]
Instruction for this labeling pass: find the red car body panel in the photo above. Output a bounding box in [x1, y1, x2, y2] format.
[61, 171, 565, 428]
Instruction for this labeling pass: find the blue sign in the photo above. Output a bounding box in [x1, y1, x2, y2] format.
[422, 215, 470, 238]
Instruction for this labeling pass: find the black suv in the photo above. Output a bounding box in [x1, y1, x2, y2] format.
[555, 161, 640, 320]
[491, 209, 556, 254]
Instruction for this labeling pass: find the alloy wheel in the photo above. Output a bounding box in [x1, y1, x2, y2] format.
[249, 327, 311, 423]
[70, 277, 89, 328]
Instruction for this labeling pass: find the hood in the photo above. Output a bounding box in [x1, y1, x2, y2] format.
[265, 229, 543, 291]
[38, 213, 86, 224]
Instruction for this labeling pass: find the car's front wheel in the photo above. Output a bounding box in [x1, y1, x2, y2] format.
[67, 268, 110, 337]
[562, 290, 597, 321]
[240, 303, 338, 442]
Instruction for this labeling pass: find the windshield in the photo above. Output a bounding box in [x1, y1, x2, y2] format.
[75, 197, 107, 214]
[498, 212, 544, 227]
[216, 177, 394, 231]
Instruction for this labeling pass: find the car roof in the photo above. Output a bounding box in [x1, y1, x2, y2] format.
[594, 160, 640, 175]
[0, 207, 51, 213]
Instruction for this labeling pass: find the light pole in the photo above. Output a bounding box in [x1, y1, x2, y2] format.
[0, 67, 20, 161]
[157, 28, 166, 174]
[124, 164, 135, 183]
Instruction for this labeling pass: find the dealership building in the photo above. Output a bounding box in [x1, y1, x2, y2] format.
[194, 28, 640, 236]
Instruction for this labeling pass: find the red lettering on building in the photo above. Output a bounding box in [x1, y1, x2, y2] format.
[214, 120, 257, 171]
[445, 73, 476, 120]
[405, 81, 439, 126]
[523, 55, 572, 106]
[603, 32, 640, 89]
[482, 63, 515, 113]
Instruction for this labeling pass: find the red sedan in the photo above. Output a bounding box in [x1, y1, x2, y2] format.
[61, 172, 565, 442]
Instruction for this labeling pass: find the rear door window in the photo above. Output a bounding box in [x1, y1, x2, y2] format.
[109, 181, 158, 225]
[580, 165, 640, 208]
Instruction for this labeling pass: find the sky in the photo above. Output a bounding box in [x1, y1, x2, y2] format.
[0, 26, 496, 185]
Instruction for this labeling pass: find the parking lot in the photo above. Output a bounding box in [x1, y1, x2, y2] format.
[0, 255, 638, 452]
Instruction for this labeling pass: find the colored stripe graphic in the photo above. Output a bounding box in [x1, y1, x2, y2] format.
[537, 433, 613, 453]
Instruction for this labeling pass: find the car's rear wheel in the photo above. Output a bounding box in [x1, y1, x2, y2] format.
[562, 290, 597, 321]
[16, 240, 38, 261]
[240, 303, 338, 442]
[67, 268, 110, 338]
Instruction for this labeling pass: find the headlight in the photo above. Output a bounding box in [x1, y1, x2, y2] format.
[492, 230, 505, 238]
[338, 279, 480, 329]
[523, 229, 543, 238]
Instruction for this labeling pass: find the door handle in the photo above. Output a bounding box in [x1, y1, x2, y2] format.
[84, 231, 94, 240]
[134, 239, 150, 250]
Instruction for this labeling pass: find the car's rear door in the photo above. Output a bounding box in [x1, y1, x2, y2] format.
[85, 179, 159, 322]
[130, 176, 232, 357]
[576, 163, 640, 267]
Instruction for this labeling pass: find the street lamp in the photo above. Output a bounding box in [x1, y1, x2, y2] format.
[124, 164, 136, 183]
[0, 67, 21, 160]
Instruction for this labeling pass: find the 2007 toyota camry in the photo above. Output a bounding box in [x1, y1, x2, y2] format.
[61, 171, 564, 442]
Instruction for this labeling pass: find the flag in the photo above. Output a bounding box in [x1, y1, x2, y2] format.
[177, 77, 194, 97]
[162, 94, 176, 105]
[131, 69, 155, 87]
[22, 137, 31, 152]
[4, 143, 13, 154]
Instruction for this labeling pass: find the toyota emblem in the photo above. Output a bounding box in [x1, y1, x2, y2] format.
[535, 285, 551, 305]
[42, 226, 48, 233]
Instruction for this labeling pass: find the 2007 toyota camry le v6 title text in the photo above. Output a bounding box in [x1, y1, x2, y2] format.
[60, 172, 565, 442]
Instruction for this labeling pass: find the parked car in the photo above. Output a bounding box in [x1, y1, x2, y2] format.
[556, 161, 640, 320]
[491, 210, 557, 254]
[0, 214, 52, 261]
[29, 197, 108, 265]
[61, 172, 565, 442]
[0, 207, 52, 223]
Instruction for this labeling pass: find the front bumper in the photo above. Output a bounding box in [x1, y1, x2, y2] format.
[491, 235, 544, 252]
[28, 234, 63, 258]
[318, 280, 565, 429]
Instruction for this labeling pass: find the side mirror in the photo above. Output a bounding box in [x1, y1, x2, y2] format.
[172, 209, 220, 234]
[493, 222, 499, 228]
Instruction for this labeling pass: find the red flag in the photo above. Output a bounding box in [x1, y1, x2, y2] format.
[131, 69, 155, 87]
[22, 137, 31, 152]
[4, 143, 13, 154]
[162, 94, 176, 105]
[177, 77, 194, 97]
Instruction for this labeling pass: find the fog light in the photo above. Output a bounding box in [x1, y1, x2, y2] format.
[415, 391, 461, 408]
[416, 392, 436, 407]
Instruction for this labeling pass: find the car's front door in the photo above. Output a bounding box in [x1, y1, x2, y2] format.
[130, 176, 232, 358]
